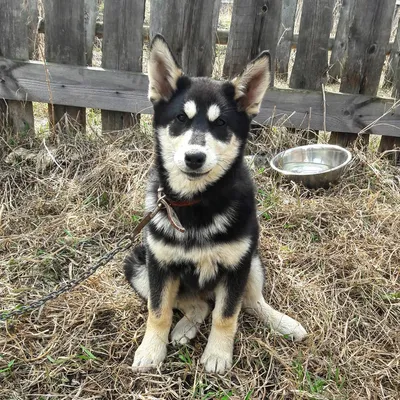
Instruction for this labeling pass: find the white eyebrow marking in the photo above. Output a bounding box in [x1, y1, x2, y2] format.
[183, 100, 197, 119]
[207, 104, 221, 122]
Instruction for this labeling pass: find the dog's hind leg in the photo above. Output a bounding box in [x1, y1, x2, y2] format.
[171, 296, 210, 345]
[242, 254, 308, 341]
[123, 245, 150, 300]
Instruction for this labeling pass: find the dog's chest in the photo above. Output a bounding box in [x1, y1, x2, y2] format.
[146, 213, 251, 287]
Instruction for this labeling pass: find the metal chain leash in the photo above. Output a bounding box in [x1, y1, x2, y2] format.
[0, 199, 165, 323]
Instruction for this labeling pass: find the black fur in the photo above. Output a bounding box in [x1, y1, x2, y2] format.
[125, 36, 264, 319]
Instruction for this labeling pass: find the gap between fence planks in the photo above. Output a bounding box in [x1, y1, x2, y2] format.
[1, 58, 400, 139]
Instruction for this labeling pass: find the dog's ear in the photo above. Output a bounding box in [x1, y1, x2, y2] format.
[231, 51, 271, 117]
[148, 34, 183, 103]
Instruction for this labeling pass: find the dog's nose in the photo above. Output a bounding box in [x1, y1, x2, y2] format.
[184, 152, 206, 170]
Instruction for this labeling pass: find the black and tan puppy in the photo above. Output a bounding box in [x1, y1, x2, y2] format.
[124, 35, 307, 374]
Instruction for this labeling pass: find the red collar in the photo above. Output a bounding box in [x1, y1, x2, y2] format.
[165, 197, 201, 207]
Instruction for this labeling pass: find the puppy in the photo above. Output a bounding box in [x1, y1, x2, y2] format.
[124, 35, 307, 374]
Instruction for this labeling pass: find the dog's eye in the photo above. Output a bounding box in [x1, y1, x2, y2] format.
[176, 113, 188, 123]
[214, 118, 226, 127]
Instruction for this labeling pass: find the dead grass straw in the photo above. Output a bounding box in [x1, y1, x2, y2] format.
[0, 123, 399, 399]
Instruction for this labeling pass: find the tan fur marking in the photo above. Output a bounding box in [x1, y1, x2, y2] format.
[132, 278, 179, 369]
[200, 285, 240, 373]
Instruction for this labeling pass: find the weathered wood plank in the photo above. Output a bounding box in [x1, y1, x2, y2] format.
[276, 0, 298, 81]
[150, 0, 221, 77]
[44, 0, 86, 133]
[289, 0, 334, 143]
[2, 58, 400, 138]
[223, 0, 282, 83]
[84, 0, 98, 66]
[0, 0, 35, 138]
[101, 0, 145, 132]
[330, 0, 395, 147]
[329, 0, 355, 82]
[149, 0, 186, 64]
[181, 0, 222, 76]
[290, 0, 334, 90]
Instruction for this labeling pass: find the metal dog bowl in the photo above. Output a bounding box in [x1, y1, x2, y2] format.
[270, 144, 352, 188]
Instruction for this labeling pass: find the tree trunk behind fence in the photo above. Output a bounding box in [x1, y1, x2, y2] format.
[289, 0, 334, 143]
[276, 0, 298, 81]
[329, 0, 355, 83]
[101, 0, 145, 133]
[329, 0, 395, 147]
[44, 0, 86, 134]
[0, 0, 35, 140]
[223, 0, 282, 83]
[150, 0, 221, 77]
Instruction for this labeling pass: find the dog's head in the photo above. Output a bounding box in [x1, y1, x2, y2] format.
[148, 35, 271, 197]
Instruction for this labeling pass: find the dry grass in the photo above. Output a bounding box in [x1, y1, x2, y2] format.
[1, 1, 399, 399]
[0, 123, 399, 400]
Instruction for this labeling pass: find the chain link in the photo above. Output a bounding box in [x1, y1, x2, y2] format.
[0, 201, 164, 322]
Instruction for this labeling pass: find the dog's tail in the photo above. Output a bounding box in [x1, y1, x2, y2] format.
[123, 244, 149, 300]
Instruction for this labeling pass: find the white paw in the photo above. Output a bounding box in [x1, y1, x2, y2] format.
[132, 339, 167, 371]
[272, 313, 308, 342]
[171, 317, 198, 345]
[200, 347, 233, 374]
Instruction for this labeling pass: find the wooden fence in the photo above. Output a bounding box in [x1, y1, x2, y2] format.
[1, 0, 400, 156]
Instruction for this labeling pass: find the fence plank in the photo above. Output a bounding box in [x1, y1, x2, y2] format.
[101, 0, 145, 133]
[150, 0, 221, 77]
[223, 0, 282, 83]
[150, 0, 185, 64]
[181, 0, 222, 77]
[330, 0, 395, 147]
[289, 0, 334, 90]
[44, 0, 86, 133]
[84, 0, 98, 67]
[2, 59, 400, 138]
[276, 0, 298, 81]
[0, 0, 35, 138]
[289, 0, 334, 143]
[329, 0, 355, 82]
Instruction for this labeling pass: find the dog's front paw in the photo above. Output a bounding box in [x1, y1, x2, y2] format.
[171, 317, 198, 345]
[200, 347, 233, 374]
[132, 338, 167, 371]
[272, 313, 308, 342]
